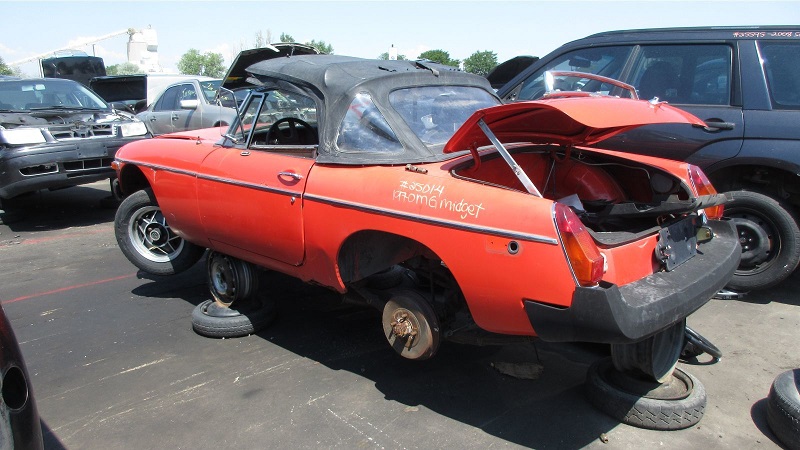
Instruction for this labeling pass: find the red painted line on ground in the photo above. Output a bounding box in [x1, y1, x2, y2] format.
[1, 273, 136, 305]
[0, 228, 111, 247]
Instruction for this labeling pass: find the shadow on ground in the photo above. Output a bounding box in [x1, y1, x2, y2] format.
[0, 182, 117, 232]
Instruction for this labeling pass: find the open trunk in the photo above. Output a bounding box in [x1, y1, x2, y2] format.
[453, 144, 725, 245]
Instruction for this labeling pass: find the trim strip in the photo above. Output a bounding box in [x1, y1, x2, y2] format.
[305, 193, 558, 245]
[118, 158, 559, 245]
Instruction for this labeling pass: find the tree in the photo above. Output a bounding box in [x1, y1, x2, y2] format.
[417, 50, 459, 68]
[280, 33, 295, 43]
[177, 49, 226, 77]
[0, 56, 13, 76]
[106, 62, 141, 75]
[306, 39, 333, 55]
[378, 52, 407, 61]
[254, 30, 273, 48]
[463, 50, 498, 77]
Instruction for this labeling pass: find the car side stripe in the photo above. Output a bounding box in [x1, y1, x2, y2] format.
[117, 159, 558, 245]
[305, 193, 559, 245]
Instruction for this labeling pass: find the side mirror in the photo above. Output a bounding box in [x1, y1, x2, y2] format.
[179, 99, 199, 110]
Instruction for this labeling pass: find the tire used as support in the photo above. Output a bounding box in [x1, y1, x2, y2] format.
[585, 358, 706, 431]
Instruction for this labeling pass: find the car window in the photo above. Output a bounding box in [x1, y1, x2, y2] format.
[178, 85, 197, 102]
[336, 92, 403, 153]
[199, 80, 222, 103]
[235, 89, 318, 149]
[759, 41, 800, 109]
[154, 85, 180, 112]
[511, 46, 633, 100]
[0, 79, 107, 110]
[390, 86, 499, 148]
[628, 45, 732, 105]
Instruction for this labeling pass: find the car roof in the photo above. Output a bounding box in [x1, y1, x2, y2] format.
[245, 55, 476, 97]
[570, 25, 800, 45]
[242, 55, 497, 165]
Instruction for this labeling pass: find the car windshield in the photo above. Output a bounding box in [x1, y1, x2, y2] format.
[199, 80, 223, 103]
[0, 79, 108, 111]
[389, 86, 499, 148]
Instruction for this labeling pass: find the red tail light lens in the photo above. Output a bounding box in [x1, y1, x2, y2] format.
[688, 165, 724, 219]
[554, 203, 604, 286]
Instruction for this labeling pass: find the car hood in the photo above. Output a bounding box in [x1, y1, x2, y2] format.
[0, 109, 136, 129]
[443, 97, 705, 153]
[221, 43, 321, 91]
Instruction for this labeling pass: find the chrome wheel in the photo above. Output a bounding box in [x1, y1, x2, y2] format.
[128, 205, 185, 263]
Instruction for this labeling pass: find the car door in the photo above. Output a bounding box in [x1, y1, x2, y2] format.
[142, 84, 181, 135]
[169, 83, 200, 132]
[197, 90, 318, 266]
[599, 43, 745, 164]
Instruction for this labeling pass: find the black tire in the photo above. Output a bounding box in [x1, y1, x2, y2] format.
[191, 299, 275, 338]
[611, 320, 685, 383]
[725, 190, 800, 291]
[382, 290, 440, 360]
[585, 358, 706, 430]
[114, 189, 204, 275]
[767, 369, 800, 450]
[681, 326, 722, 361]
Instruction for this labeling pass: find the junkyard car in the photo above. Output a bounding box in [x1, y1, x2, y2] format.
[0, 77, 149, 204]
[136, 78, 236, 136]
[497, 26, 800, 292]
[113, 55, 739, 384]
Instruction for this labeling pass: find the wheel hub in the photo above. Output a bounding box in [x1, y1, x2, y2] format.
[145, 224, 166, 245]
[731, 217, 770, 267]
[210, 257, 237, 302]
[390, 309, 419, 347]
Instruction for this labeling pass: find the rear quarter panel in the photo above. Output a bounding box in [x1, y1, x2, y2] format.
[302, 158, 577, 335]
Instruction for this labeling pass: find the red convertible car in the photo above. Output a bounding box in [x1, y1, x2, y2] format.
[112, 56, 739, 387]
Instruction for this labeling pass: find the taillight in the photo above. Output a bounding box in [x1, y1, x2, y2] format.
[688, 165, 724, 219]
[554, 203, 604, 287]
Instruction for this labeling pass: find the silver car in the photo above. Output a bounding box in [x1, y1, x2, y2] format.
[137, 78, 236, 136]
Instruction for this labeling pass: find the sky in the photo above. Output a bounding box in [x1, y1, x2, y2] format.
[2, 0, 800, 76]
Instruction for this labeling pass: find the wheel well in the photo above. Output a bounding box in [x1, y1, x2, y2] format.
[117, 165, 151, 197]
[337, 230, 436, 283]
[213, 121, 228, 128]
[707, 164, 800, 206]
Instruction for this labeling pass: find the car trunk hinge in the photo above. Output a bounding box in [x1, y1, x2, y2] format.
[477, 118, 542, 197]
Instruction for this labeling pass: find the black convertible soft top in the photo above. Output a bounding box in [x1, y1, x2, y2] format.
[243, 55, 499, 165]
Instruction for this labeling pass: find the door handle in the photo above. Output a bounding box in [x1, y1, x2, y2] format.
[278, 171, 303, 180]
[694, 119, 735, 132]
[149, 116, 157, 122]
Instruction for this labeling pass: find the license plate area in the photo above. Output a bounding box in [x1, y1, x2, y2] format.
[656, 216, 698, 271]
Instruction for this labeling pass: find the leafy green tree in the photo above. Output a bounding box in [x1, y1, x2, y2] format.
[0, 56, 13, 76]
[106, 62, 141, 75]
[280, 33, 295, 43]
[177, 49, 226, 77]
[463, 50, 498, 77]
[378, 52, 407, 61]
[306, 40, 333, 55]
[417, 50, 459, 68]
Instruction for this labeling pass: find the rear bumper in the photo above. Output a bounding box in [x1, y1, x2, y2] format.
[524, 219, 740, 344]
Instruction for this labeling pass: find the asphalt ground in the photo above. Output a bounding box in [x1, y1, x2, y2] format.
[1, 181, 798, 449]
